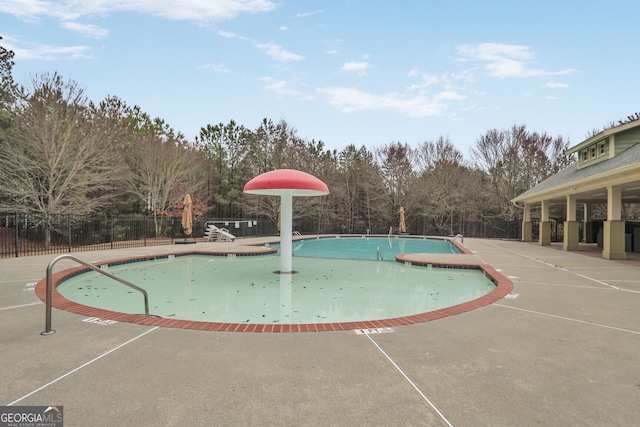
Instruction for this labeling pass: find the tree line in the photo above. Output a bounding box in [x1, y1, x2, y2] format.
[1, 38, 574, 238]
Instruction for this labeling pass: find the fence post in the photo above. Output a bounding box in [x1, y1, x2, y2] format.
[143, 215, 147, 247]
[14, 212, 19, 258]
[110, 214, 114, 250]
[67, 215, 71, 252]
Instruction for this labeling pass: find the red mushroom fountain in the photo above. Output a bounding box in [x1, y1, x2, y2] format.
[244, 169, 329, 274]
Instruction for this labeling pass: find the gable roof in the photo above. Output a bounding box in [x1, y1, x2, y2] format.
[513, 142, 640, 203]
[565, 120, 640, 155]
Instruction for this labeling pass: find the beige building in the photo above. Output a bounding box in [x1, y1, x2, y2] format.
[512, 120, 640, 259]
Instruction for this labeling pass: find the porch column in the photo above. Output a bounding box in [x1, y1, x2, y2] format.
[539, 199, 551, 246]
[522, 202, 533, 242]
[583, 203, 594, 243]
[563, 194, 580, 251]
[603, 185, 626, 260]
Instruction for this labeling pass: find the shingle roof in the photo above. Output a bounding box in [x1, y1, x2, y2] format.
[513, 142, 640, 201]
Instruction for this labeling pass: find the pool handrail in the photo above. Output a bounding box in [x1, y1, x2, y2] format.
[42, 254, 150, 335]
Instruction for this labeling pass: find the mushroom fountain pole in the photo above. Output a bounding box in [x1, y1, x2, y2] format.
[279, 190, 293, 273]
[244, 169, 329, 274]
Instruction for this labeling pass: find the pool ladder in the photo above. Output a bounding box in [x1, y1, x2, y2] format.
[376, 246, 383, 261]
[41, 254, 150, 335]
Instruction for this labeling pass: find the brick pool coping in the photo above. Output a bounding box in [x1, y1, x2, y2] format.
[35, 247, 513, 333]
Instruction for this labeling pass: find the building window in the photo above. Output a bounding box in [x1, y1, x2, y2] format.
[599, 142, 606, 155]
[582, 150, 588, 161]
[590, 146, 596, 158]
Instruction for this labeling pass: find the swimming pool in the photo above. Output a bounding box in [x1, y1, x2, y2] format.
[41, 236, 513, 332]
[270, 236, 462, 261]
[56, 254, 493, 324]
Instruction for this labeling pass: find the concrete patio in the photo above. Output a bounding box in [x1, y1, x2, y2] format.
[1, 237, 639, 426]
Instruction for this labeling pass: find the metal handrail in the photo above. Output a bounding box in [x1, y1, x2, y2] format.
[42, 254, 150, 335]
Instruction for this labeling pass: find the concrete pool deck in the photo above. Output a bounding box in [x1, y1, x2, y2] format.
[1, 237, 639, 426]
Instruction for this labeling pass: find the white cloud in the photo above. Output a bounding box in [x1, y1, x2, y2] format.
[218, 31, 302, 62]
[406, 70, 474, 98]
[435, 91, 466, 102]
[256, 42, 303, 62]
[1, 0, 278, 62]
[61, 21, 110, 38]
[0, 0, 277, 23]
[200, 62, 230, 73]
[9, 42, 93, 60]
[0, 0, 78, 21]
[341, 61, 370, 75]
[317, 86, 465, 117]
[457, 42, 574, 79]
[261, 77, 313, 101]
[3, 34, 92, 60]
[544, 82, 568, 88]
[407, 70, 440, 90]
[261, 77, 300, 96]
[217, 30, 239, 39]
[295, 10, 324, 18]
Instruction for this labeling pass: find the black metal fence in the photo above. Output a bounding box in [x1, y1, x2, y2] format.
[0, 212, 532, 259]
[461, 220, 522, 241]
[0, 213, 278, 258]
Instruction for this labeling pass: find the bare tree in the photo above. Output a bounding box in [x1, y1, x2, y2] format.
[126, 131, 205, 235]
[0, 73, 128, 245]
[239, 118, 323, 223]
[411, 136, 470, 234]
[376, 142, 417, 229]
[328, 144, 386, 233]
[92, 96, 207, 224]
[471, 124, 569, 220]
[333, 145, 365, 233]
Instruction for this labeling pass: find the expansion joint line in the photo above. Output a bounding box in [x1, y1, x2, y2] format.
[483, 241, 625, 290]
[494, 304, 640, 335]
[364, 333, 454, 427]
[0, 302, 41, 311]
[7, 326, 159, 406]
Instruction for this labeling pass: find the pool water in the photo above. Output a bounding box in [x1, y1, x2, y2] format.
[57, 254, 494, 324]
[271, 236, 461, 260]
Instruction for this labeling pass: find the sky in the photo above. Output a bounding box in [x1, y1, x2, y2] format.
[1, 0, 639, 156]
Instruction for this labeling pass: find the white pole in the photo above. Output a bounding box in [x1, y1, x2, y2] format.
[280, 273, 292, 321]
[280, 192, 293, 273]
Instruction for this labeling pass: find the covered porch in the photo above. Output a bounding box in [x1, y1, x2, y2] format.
[513, 143, 640, 260]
